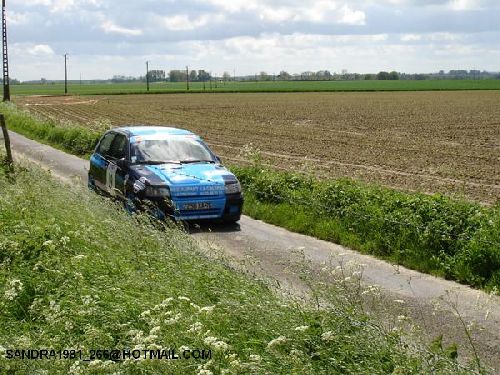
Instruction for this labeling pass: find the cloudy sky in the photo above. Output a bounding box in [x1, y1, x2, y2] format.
[6, 0, 500, 80]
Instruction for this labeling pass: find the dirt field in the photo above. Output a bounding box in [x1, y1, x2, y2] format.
[15, 92, 500, 204]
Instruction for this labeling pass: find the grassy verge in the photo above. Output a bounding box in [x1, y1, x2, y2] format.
[234, 166, 500, 290]
[2, 103, 499, 291]
[0, 102, 101, 157]
[0, 162, 472, 374]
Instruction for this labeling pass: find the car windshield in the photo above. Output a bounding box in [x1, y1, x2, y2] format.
[130, 136, 216, 164]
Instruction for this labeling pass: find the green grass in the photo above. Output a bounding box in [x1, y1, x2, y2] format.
[2, 102, 499, 291]
[10, 79, 500, 96]
[0, 102, 102, 157]
[0, 162, 472, 374]
[235, 166, 500, 290]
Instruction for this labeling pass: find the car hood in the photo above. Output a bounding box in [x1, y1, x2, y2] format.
[130, 163, 235, 197]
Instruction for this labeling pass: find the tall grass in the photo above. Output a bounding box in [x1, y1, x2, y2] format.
[0, 102, 100, 156]
[0, 163, 473, 374]
[234, 166, 500, 290]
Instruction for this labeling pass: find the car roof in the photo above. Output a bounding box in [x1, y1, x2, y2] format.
[113, 126, 196, 137]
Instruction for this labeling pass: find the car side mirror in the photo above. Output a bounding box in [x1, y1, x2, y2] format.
[215, 155, 222, 164]
[116, 158, 129, 169]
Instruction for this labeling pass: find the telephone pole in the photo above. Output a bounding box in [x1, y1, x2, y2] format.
[145, 61, 150, 92]
[2, 0, 10, 101]
[64, 53, 68, 94]
[186, 65, 189, 91]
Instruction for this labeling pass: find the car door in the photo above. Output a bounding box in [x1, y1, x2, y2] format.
[106, 133, 129, 198]
[90, 131, 116, 192]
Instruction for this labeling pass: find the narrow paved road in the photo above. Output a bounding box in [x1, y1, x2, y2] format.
[7, 130, 500, 370]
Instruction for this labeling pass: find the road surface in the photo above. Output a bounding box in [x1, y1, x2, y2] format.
[6, 130, 500, 371]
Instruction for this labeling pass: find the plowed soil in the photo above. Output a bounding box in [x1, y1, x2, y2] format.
[15, 91, 500, 203]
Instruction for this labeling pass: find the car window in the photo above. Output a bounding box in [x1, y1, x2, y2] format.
[96, 132, 115, 156]
[130, 137, 214, 163]
[108, 134, 128, 160]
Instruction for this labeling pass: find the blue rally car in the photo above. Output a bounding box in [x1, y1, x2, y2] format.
[88, 126, 243, 222]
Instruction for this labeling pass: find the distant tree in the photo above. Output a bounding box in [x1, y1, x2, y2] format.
[278, 71, 291, 80]
[148, 70, 165, 82]
[364, 74, 376, 80]
[388, 71, 400, 80]
[376, 71, 390, 80]
[222, 71, 232, 81]
[189, 70, 198, 82]
[259, 71, 270, 81]
[198, 70, 211, 81]
[301, 71, 315, 80]
[40, 78, 47, 84]
[316, 70, 332, 80]
[169, 70, 186, 82]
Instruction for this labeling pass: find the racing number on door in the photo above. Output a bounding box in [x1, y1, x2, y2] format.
[106, 163, 118, 195]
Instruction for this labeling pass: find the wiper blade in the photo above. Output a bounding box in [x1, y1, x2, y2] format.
[180, 160, 216, 164]
[136, 160, 181, 165]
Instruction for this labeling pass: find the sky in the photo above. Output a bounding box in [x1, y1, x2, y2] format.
[5, 0, 500, 80]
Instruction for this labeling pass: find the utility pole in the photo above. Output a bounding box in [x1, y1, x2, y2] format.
[145, 61, 150, 92]
[64, 53, 68, 94]
[2, 0, 10, 101]
[186, 66, 189, 91]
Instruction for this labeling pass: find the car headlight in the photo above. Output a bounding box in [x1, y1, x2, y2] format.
[225, 181, 241, 194]
[145, 186, 171, 198]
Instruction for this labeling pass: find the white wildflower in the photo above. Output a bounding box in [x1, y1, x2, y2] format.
[197, 370, 213, 375]
[150, 326, 161, 335]
[266, 336, 287, 350]
[212, 340, 229, 352]
[160, 297, 174, 306]
[321, 331, 335, 342]
[49, 300, 60, 312]
[178, 296, 190, 301]
[229, 359, 240, 367]
[143, 335, 158, 343]
[294, 325, 309, 332]
[290, 349, 302, 356]
[190, 302, 201, 311]
[249, 354, 261, 362]
[394, 299, 405, 304]
[397, 315, 407, 322]
[73, 254, 86, 260]
[69, 360, 81, 375]
[199, 305, 215, 314]
[187, 322, 203, 333]
[88, 359, 102, 367]
[4, 279, 23, 301]
[60, 236, 70, 245]
[126, 329, 142, 337]
[344, 276, 351, 282]
[42, 240, 54, 247]
[204, 336, 218, 345]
